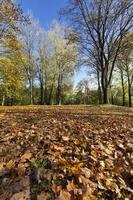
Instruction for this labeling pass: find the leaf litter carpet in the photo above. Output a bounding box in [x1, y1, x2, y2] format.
[0, 105, 133, 200]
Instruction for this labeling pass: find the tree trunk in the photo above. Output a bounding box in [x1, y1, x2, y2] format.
[127, 66, 132, 107]
[98, 86, 102, 104]
[44, 87, 48, 105]
[57, 74, 62, 105]
[40, 82, 44, 105]
[44, 70, 48, 105]
[128, 83, 132, 107]
[30, 80, 34, 105]
[102, 86, 109, 104]
[110, 85, 114, 105]
[101, 70, 109, 104]
[120, 70, 125, 106]
[2, 94, 5, 106]
[48, 84, 54, 105]
[97, 70, 102, 104]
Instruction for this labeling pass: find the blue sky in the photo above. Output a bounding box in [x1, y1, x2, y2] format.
[16, 0, 88, 85]
[17, 0, 66, 29]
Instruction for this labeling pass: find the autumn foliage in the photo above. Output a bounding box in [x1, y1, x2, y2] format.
[0, 105, 133, 200]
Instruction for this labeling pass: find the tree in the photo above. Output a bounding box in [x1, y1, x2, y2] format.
[117, 32, 133, 107]
[35, 28, 57, 105]
[0, 0, 28, 43]
[0, 35, 25, 105]
[0, 0, 28, 105]
[21, 17, 39, 105]
[48, 22, 78, 105]
[36, 21, 79, 105]
[118, 65, 126, 106]
[61, 0, 133, 104]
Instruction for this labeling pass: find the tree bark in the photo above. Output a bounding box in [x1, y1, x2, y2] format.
[48, 84, 54, 105]
[97, 70, 102, 104]
[101, 69, 109, 104]
[57, 74, 62, 105]
[44, 86, 48, 105]
[40, 82, 44, 105]
[29, 80, 34, 105]
[2, 94, 5, 106]
[127, 66, 132, 107]
[120, 70, 125, 106]
[128, 83, 132, 107]
[102, 87, 109, 104]
[110, 85, 114, 105]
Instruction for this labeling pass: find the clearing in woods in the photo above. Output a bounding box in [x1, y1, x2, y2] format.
[0, 105, 133, 200]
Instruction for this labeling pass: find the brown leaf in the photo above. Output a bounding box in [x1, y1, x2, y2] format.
[67, 180, 76, 192]
[81, 168, 91, 178]
[6, 160, 15, 169]
[21, 151, 32, 163]
[62, 136, 69, 141]
[58, 190, 71, 200]
[10, 189, 30, 200]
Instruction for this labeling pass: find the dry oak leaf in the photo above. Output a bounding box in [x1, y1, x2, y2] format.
[67, 180, 76, 192]
[91, 150, 98, 157]
[52, 145, 65, 153]
[81, 168, 91, 178]
[37, 192, 51, 200]
[52, 184, 62, 193]
[6, 160, 15, 169]
[0, 162, 8, 177]
[21, 176, 30, 188]
[105, 179, 121, 197]
[67, 163, 83, 174]
[10, 189, 30, 200]
[18, 163, 26, 176]
[58, 190, 71, 200]
[62, 136, 69, 141]
[58, 157, 67, 165]
[20, 151, 33, 163]
[74, 139, 81, 145]
[82, 185, 96, 200]
[99, 161, 105, 168]
[104, 147, 113, 155]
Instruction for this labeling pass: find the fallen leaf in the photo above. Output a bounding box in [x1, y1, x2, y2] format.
[21, 151, 32, 163]
[62, 136, 69, 141]
[6, 160, 15, 169]
[10, 189, 30, 200]
[58, 190, 71, 200]
[67, 180, 76, 192]
[81, 168, 91, 178]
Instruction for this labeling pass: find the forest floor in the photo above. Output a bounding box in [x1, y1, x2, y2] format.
[0, 105, 133, 200]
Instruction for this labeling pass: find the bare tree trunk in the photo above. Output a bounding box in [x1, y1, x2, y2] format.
[48, 84, 54, 105]
[120, 70, 125, 106]
[40, 82, 44, 105]
[29, 80, 34, 105]
[2, 94, 5, 106]
[97, 70, 102, 104]
[44, 86, 48, 105]
[101, 70, 109, 104]
[102, 87, 109, 104]
[57, 74, 62, 105]
[127, 66, 132, 107]
[44, 69, 48, 105]
[110, 85, 114, 105]
[128, 83, 132, 107]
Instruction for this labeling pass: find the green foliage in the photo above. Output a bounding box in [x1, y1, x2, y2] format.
[33, 159, 51, 169]
[35, 180, 51, 192]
